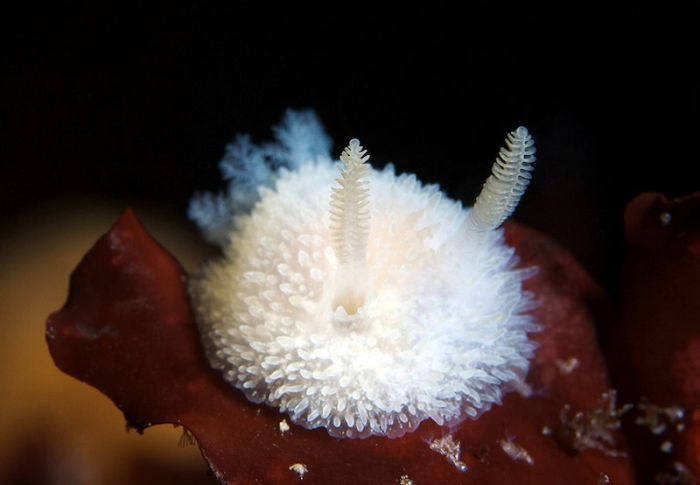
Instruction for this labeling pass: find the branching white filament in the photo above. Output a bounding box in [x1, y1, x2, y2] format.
[329, 139, 370, 314]
[468, 127, 536, 231]
[330, 139, 370, 265]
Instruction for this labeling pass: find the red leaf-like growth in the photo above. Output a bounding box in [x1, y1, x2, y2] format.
[47, 209, 634, 484]
[617, 193, 700, 481]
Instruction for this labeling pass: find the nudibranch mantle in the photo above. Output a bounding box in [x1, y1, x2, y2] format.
[189, 110, 538, 439]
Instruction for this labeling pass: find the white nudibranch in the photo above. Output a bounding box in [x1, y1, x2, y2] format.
[189, 110, 538, 439]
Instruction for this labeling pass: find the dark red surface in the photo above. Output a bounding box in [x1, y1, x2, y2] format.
[47, 209, 635, 484]
[618, 193, 700, 480]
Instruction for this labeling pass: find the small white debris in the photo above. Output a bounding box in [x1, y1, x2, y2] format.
[598, 473, 611, 484]
[676, 422, 686, 432]
[660, 440, 673, 453]
[555, 357, 580, 374]
[560, 390, 632, 457]
[499, 438, 534, 466]
[665, 406, 685, 422]
[541, 425, 552, 437]
[429, 435, 468, 473]
[636, 400, 685, 435]
[279, 419, 290, 434]
[289, 463, 308, 480]
[399, 475, 414, 485]
[659, 211, 672, 225]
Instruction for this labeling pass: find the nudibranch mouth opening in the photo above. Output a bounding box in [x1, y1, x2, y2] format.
[189, 115, 538, 439]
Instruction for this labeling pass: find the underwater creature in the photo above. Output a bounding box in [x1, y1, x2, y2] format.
[189, 111, 537, 439]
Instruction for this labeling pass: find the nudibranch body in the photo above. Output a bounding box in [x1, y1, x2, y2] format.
[189, 111, 538, 439]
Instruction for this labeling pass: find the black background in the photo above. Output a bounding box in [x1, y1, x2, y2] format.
[2, 1, 697, 291]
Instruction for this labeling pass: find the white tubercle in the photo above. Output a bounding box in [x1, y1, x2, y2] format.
[329, 139, 370, 315]
[468, 126, 536, 231]
[189, 113, 539, 440]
